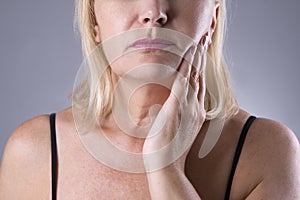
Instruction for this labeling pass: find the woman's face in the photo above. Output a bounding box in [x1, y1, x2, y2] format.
[93, 0, 218, 77]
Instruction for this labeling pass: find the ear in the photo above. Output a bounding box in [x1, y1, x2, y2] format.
[202, 3, 220, 47]
[200, 3, 220, 48]
[210, 2, 220, 35]
[94, 25, 101, 43]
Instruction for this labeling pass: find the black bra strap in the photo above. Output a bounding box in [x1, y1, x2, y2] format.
[50, 113, 57, 200]
[224, 115, 256, 200]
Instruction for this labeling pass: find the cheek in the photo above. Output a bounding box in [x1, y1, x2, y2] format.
[94, 3, 134, 42]
[173, 1, 213, 42]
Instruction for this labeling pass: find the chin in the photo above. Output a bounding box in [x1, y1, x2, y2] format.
[137, 50, 180, 65]
[110, 50, 184, 86]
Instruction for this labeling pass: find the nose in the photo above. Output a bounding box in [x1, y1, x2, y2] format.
[138, 0, 168, 27]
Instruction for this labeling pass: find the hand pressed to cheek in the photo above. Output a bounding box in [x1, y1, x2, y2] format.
[186, 45, 208, 132]
[177, 44, 207, 106]
[143, 46, 206, 172]
[191, 45, 208, 104]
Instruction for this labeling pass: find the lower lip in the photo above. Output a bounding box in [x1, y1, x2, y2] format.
[132, 44, 174, 51]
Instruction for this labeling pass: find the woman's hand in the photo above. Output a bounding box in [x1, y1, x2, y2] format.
[143, 45, 207, 199]
[143, 44, 207, 171]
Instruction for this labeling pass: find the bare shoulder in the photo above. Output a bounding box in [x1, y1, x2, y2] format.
[245, 117, 299, 168]
[1, 114, 51, 164]
[243, 115, 299, 156]
[0, 114, 51, 199]
[227, 110, 299, 163]
[237, 115, 300, 199]
[252, 117, 298, 145]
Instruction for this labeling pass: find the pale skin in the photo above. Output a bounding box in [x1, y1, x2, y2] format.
[0, 0, 299, 199]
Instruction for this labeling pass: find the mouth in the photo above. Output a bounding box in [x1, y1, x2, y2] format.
[130, 38, 175, 51]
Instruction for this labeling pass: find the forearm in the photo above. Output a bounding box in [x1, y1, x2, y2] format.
[146, 165, 201, 200]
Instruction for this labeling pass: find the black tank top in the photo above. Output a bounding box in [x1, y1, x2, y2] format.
[49, 113, 256, 200]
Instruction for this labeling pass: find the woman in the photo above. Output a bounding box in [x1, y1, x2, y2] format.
[0, 0, 299, 199]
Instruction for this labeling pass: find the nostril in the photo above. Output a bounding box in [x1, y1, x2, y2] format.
[157, 18, 164, 24]
[143, 17, 166, 25]
[144, 18, 151, 23]
[140, 12, 168, 26]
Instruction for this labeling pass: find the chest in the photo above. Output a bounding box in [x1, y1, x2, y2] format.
[54, 116, 252, 200]
[54, 123, 152, 199]
[57, 161, 151, 200]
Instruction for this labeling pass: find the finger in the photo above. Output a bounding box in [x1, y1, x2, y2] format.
[197, 49, 207, 105]
[187, 45, 207, 129]
[189, 46, 202, 95]
[187, 48, 207, 132]
[172, 45, 197, 98]
[162, 46, 196, 116]
[177, 45, 197, 79]
[188, 43, 207, 103]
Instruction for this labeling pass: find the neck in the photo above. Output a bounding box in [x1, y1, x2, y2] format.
[129, 84, 169, 125]
[109, 74, 170, 131]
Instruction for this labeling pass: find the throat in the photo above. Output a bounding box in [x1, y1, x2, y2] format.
[128, 84, 170, 124]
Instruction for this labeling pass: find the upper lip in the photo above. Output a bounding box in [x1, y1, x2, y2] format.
[130, 38, 174, 49]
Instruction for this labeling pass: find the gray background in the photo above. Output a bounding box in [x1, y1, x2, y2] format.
[0, 0, 299, 163]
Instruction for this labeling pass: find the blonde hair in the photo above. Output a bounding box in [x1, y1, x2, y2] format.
[73, 0, 239, 127]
